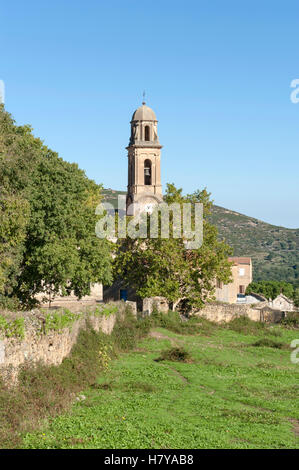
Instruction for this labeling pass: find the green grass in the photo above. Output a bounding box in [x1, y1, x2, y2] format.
[0, 315, 25, 339]
[21, 317, 299, 449]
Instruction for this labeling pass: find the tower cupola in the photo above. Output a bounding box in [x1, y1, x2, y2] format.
[129, 102, 159, 146]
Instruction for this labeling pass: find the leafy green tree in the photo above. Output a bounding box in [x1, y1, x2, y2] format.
[246, 280, 294, 300]
[114, 183, 233, 311]
[17, 149, 113, 305]
[0, 190, 29, 296]
[0, 106, 32, 299]
[0, 105, 113, 307]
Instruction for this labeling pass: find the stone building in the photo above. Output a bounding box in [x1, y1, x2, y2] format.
[126, 101, 163, 216]
[36, 283, 103, 310]
[268, 293, 295, 312]
[215, 257, 252, 304]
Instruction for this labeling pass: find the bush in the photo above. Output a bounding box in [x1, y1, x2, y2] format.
[0, 295, 21, 311]
[44, 309, 81, 334]
[251, 338, 286, 349]
[226, 316, 266, 335]
[0, 315, 25, 339]
[155, 346, 192, 363]
[280, 312, 299, 328]
[111, 309, 151, 352]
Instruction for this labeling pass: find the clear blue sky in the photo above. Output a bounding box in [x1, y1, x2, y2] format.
[1, 0, 299, 228]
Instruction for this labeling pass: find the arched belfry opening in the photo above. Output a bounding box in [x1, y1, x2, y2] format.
[144, 159, 152, 185]
[144, 125, 150, 141]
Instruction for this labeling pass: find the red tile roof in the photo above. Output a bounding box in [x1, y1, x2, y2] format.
[228, 257, 251, 265]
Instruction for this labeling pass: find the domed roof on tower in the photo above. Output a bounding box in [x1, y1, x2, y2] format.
[131, 102, 157, 122]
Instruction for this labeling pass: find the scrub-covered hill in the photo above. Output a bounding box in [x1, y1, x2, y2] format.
[209, 205, 299, 283]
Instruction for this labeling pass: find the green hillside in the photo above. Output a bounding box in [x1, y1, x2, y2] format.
[209, 205, 299, 283]
[101, 189, 299, 283]
[101, 188, 126, 208]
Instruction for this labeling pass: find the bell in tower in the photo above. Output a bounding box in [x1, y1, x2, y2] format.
[126, 101, 163, 216]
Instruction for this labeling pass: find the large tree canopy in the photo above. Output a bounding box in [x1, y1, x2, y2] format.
[0, 105, 113, 308]
[245, 280, 295, 301]
[114, 183, 233, 311]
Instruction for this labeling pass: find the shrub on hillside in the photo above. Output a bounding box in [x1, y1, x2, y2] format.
[155, 346, 192, 363]
[280, 312, 299, 328]
[251, 338, 286, 349]
[226, 316, 266, 335]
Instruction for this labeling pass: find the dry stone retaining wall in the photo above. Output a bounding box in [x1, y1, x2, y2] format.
[0, 301, 133, 386]
[141, 296, 285, 324]
[196, 302, 283, 323]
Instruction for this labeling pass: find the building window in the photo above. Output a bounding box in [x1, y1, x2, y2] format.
[239, 268, 245, 276]
[144, 125, 150, 141]
[239, 285, 245, 294]
[144, 159, 152, 185]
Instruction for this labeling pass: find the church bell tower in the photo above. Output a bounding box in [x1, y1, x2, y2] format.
[126, 101, 163, 216]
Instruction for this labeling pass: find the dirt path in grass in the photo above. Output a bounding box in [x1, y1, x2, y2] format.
[149, 331, 189, 384]
[167, 365, 188, 383]
[288, 418, 299, 438]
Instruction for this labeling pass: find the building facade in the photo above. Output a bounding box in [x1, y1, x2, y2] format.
[216, 257, 252, 304]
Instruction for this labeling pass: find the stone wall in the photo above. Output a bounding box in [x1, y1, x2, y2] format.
[0, 301, 131, 386]
[139, 296, 285, 324]
[142, 296, 169, 315]
[195, 302, 283, 323]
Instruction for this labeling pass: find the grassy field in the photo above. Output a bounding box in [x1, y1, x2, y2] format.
[22, 318, 299, 449]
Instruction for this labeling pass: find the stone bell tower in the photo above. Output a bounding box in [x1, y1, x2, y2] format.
[126, 101, 163, 216]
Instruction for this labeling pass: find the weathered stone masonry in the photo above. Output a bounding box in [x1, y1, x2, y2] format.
[0, 302, 131, 386]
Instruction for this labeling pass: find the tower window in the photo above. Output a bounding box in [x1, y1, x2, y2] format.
[144, 125, 150, 141]
[144, 159, 152, 185]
